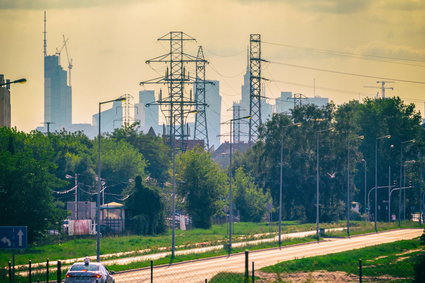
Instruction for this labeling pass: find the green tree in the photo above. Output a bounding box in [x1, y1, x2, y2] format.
[176, 147, 227, 229]
[109, 123, 170, 184]
[233, 167, 271, 222]
[94, 138, 147, 200]
[125, 176, 166, 235]
[0, 128, 66, 242]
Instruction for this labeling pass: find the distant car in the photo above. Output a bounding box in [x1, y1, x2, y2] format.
[64, 258, 115, 283]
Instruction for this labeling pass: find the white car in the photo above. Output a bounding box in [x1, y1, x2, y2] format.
[64, 258, 115, 283]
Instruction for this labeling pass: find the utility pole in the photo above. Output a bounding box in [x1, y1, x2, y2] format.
[140, 32, 204, 151]
[42, 121, 54, 134]
[193, 46, 209, 149]
[248, 34, 267, 144]
[364, 81, 394, 99]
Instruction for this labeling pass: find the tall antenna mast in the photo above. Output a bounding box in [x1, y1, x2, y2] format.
[43, 11, 47, 57]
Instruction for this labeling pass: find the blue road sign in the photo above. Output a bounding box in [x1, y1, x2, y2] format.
[0, 226, 27, 249]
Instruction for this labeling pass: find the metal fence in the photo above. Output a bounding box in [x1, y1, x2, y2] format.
[2, 241, 424, 282]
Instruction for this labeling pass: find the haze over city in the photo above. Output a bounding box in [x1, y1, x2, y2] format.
[1, 0, 425, 134]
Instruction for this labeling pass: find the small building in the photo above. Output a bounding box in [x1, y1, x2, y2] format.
[100, 202, 126, 233]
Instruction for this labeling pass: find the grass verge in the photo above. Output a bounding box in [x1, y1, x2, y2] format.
[260, 238, 424, 281]
[0, 221, 345, 266]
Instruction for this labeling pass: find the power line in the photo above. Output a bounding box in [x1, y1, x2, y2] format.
[263, 41, 425, 66]
[270, 61, 425, 85]
[270, 78, 370, 96]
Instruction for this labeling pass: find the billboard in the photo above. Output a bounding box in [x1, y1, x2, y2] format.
[68, 220, 94, 236]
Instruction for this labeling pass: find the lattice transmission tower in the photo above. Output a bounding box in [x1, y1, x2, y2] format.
[248, 34, 267, 144]
[140, 32, 205, 151]
[194, 46, 209, 149]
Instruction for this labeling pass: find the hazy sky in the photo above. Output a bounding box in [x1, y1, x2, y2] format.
[1, 0, 425, 133]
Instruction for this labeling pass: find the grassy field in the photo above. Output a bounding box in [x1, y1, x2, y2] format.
[1, 236, 317, 283]
[324, 221, 423, 238]
[0, 221, 420, 271]
[0, 221, 346, 266]
[260, 238, 424, 282]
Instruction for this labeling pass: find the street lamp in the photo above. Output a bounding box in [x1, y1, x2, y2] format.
[278, 122, 301, 246]
[374, 134, 391, 232]
[96, 96, 126, 262]
[66, 174, 78, 220]
[361, 159, 367, 217]
[227, 115, 251, 252]
[399, 139, 415, 225]
[346, 135, 364, 237]
[389, 185, 414, 223]
[0, 78, 27, 87]
[316, 126, 334, 241]
[171, 109, 197, 258]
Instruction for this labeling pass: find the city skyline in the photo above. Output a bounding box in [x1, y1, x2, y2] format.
[1, 0, 425, 136]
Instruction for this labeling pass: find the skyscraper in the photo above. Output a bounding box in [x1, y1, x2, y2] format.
[205, 81, 221, 150]
[43, 12, 72, 131]
[233, 62, 272, 142]
[135, 90, 160, 135]
[92, 100, 123, 134]
[275, 91, 329, 114]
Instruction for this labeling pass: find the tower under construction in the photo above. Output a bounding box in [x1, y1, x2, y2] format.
[43, 11, 73, 131]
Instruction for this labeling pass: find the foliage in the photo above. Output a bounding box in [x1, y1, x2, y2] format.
[109, 123, 170, 184]
[0, 127, 66, 242]
[94, 138, 147, 199]
[236, 98, 425, 223]
[176, 147, 227, 228]
[125, 176, 166, 235]
[233, 167, 272, 222]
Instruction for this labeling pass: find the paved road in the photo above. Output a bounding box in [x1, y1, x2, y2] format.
[114, 228, 423, 283]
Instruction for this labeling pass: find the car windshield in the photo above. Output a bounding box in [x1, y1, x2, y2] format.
[70, 264, 100, 271]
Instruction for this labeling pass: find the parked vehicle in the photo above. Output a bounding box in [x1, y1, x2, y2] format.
[64, 257, 115, 283]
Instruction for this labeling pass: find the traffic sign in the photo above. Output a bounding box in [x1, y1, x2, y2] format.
[0, 226, 27, 249]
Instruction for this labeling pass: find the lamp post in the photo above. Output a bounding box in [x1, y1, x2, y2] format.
[278, 122, 301, 247]
[362, 159, 367, 217]
[346, 135, 364, 237]
[171, 110, 197, 258]
[96, 97, 126, 262]
[374, 134, 391, 232]
[389, 185, 414, 223]
[316, 126, 334, 241]
[66, 174, 78, 220]
[0, 78, 27, 87]
[399, 140, 415, 225]
[403, 160, 416, 221]
[227, 115, 251, 253]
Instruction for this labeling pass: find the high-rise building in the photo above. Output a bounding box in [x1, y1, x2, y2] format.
[44, 55, 72, 130]
[205, 81, 222, 150]
[0, 75, 11, 127]
[233, 63, 272, 142]
[275, 91, 329, 114]
[43, 13, 72, 131]
[135, 90, 161, 135]
[92, 101, 123, 134]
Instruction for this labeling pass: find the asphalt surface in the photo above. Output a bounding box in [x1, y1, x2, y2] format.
[114, 228, 423, 283]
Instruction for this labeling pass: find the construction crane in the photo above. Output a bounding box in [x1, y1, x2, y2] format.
[55, 35, 73, 86]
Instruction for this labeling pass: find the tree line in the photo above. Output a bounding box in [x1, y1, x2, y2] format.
[0, 97, 424, 242]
